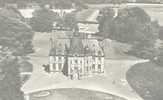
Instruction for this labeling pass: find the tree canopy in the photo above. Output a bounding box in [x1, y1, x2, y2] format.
[30, 7, 58, 32]
[0, 7, 34, 100]
[98, 7, 160, 59]
[33, 0, 73, 8]
[0, 55, 24, 100]
[0, 8, 34, 56]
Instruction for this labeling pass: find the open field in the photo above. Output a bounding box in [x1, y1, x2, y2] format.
[30, 88, 126, 100]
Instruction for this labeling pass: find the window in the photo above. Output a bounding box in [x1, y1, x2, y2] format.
[79, 69, 82, 73]
[58, 57, 62, 61]
[86, 67, 89, 72]
[53, 64, 56, 70]
[58, 63, 62, 70]
[75, 60, 78, 64]
[92, 64, 95, 71]
[98, 57, 101, 60]
[70, 68, 73, 73]
[98, 64, 101, 72]
[87, 60, 89, 64]
[53, 57, 56, 61]
[98, 51, 102, 56]
[58, 50, 62, 53]
[58, 43, 62, 46]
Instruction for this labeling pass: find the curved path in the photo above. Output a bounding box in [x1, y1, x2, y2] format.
[22, 58, 148, 100]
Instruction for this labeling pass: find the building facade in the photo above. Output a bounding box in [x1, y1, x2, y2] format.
[49, 32, 105, 80]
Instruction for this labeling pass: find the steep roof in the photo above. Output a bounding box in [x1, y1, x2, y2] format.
[68, 36, 84, 55]
[76, 9, 99, 23]
[49, 31, 104, 57]
[76, 9, 100, 34]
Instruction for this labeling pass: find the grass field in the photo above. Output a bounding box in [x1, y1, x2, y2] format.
[88, 4, 163, 26]
[30, 88, 126, 100]
[126, 61, 163, 100]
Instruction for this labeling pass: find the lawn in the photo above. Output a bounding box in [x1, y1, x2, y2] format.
[30, 88, 126, 100]
[126, 61, 163, 100]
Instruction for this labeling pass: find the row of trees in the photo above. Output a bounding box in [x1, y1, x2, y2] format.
[98, 7, 161, 59]
[0, 0, 162, 8]
[0, 7, 34, 100]
[78, 0, 128, 4]
[34, 0, 87, 9]
[30, 6, 163, 61]
[0, 0, 87, 9]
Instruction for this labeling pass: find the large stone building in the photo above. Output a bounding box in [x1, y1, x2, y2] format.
[49, 31, 104, 80]
[48, 9, 105, 80]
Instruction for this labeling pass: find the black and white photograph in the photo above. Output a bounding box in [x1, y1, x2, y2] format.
[0, 0, 163, 100]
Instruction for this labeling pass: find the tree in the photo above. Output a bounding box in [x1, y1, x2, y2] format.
[98, 7, 160, 59]
[33, 0, 73, 9]
[0, 55, 24, 100]
[30, 7, 58, 32]
[97, 7, 115, 37]
[0, 7, 34, 100]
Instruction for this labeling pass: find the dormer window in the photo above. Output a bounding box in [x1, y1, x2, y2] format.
[75, 60, 78, 64]
[58, 43, 62, 46]
[74, 53, 78, 57]
[53, 64, 56, 70]
[98, 64, 101, 72]
[92, 64, 95, 71]
[98, 51, 102, 56]
[58, 57, 62, 61]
